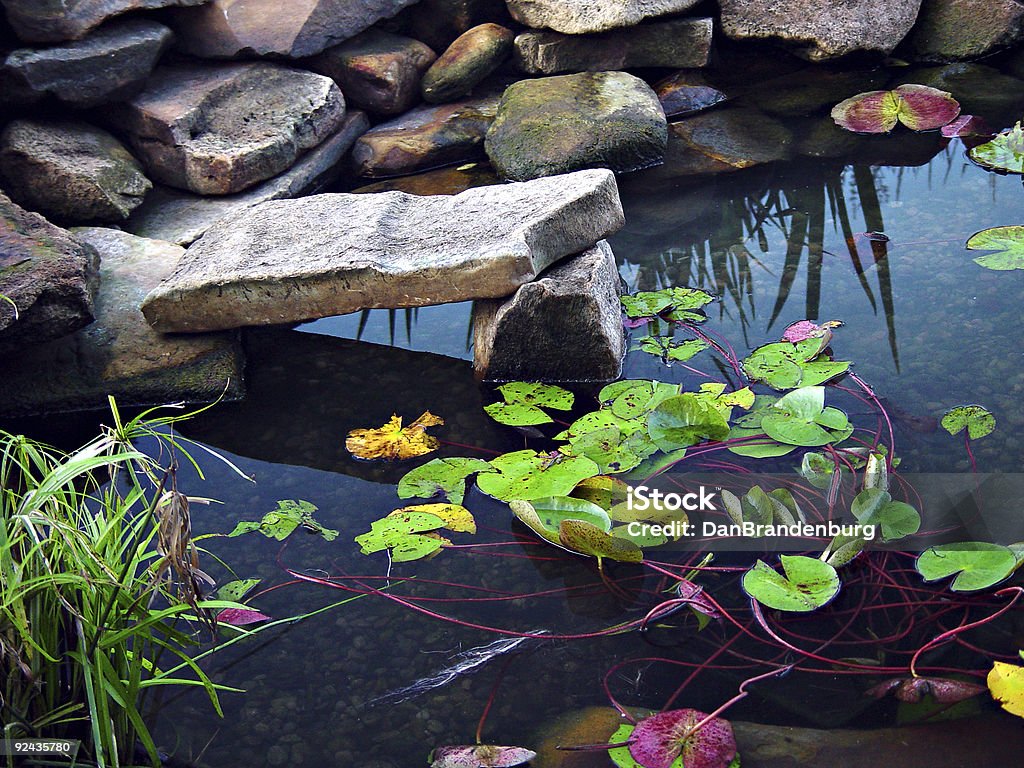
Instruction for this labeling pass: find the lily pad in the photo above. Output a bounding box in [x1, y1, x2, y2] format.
[742, 555, 841, 612]
[965, 226, 1024, 271]
[621, 287, 715, 322]
[831, 84, 960, 133]
[430, 744, 537, 768]
[691, 383, 755, 421]
[354, 509, 448, 562]
[600, 380, 681, 420]
[800, 451, 837, 489]
[571, 475, 631, 511]
[510, 496, 611, 547]
[988, 662, 1024, 718]
[638, 335, 710, 364]
[565, 426, 650, 474]
[868, 676, 986, 704]
[626, 709, 737, 768]
[850, 488, 919, 542]
[559, 519, 643, 563]
[761, 387, 852, 447]
[216, 578, 260, 602]
[941, 405, 996, 440]
[229, 500, 338, 541]
[346, 411, 444, 461]
[742, 338, 848, 390]
[916, 541, 1017, 592]
[476, 450, 600, 501]
[969, 121, 1024, 173]
[647, 394, 730, 452]
[485, 382, 575, 426]
[217, 607, 271, 626]
[397, 457, 495, 505]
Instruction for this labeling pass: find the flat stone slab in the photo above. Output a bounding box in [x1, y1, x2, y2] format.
[514, 18, 713, 75]
[119, 63, 346, 195]
[167, 0, 419, 58]
[1, 0, 205, 43]
[507, 0, 702, 34]
[124, 110, 369, 245]
[0, 18, 173, 107]
[140, 169, 624, 333]
[473, 240, 624, 381]
[0, 227, 244, 417]
[0, 119, 151, 223]
[0, 193, 98, 354]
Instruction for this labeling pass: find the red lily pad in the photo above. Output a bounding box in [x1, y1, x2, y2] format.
[865, 676, 986, 704]
[940, 114, 992, 138]
[217, 607, 271, 626]
[430, 745, 536, 768]
[781, 319, 842, 344]
[629, 709, 736, 768]
[831, 84, 960, 134]
[676, 579, 721, 619]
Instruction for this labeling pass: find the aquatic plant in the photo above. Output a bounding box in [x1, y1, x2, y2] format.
[831, 85, 960, 133]
[966, 226, 1024, 270]
[969, 122, 1024, 173]
[345, 410, 444, 460]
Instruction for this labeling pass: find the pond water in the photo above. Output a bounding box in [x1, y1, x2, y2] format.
[7, 59, 1024, 768]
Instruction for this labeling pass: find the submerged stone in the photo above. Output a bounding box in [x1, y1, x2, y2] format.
[421, 23, 514, 103]
[306, 30, 436, 117]
[0, 193, 98, 354]
[140, 169, 624, 333]
[514, 18, 713, 75]
[0, 228, 244, 417]
[719, 0, 923, 61]
[473, 240, 624, 382]
[166, 0, 420, 59]
[654, 70, 728, 118]
[506, 0, 702, 34]
[0, 18, 173, 107]
[909, 0, 1024, 62]
[125, 111, 369, 246]
[119, 63, 346, 195]
[0, 119, 151, 223]
[485, 71, 668, 181]
[655, 107, 793, 177]
[1, 0, 205, 43]
[352, 93, 500, 177]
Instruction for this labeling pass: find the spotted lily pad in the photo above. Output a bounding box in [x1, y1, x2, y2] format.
[988, 662, 1024, 718]
[485, 382, 575, 426]
[564, 426, 651, 474]
[965, 226, 1024, 271]
[941, 405, 996, 440]
[850, 488, 919, 542]
[354, 509, 448, 561]
[346, 411, 444, 460]
[647, 394, 730, 452]
[742, 555, 841, 612]
[916, 542, 1017, 592]
[510, 496, 611, 546]
[216, 578, 260, 602]
[742, 338, 848, 390]
[397, 457, 495, 505]
[831, 84, 960, 133]
[691, 383, 755, 421]
[969, 121, 1024, 173]
[476, 450, 600, 501]
[430, 744, 537, 768]
[621, 287, 715, 322]
[599, 379, 681, 419]
[625, 709, 737, 768]
[229, 500, 338, 541]
[559, 519, 643, 564]
[761, 387, 852, 447]
[638, 335, 710, 364]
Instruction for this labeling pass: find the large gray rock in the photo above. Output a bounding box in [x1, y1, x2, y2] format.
[908, 0, 1024, 61]
[0, 18, 173, 107]
[473, 240, 624, 381]
[719, 0, 923, 61]
[484, 71, 668, 181]
[0, 0, 205, 43]
[140, 169, 624, 333]
[167, 0, 419, 59]
[119, 63, 346, 195]
[125, 111, 369, 246]
[352, 93, 500, 177]
[306, 30, 436, 116]
[507, 0, 702, 34]
[422, 23, 513, 103]
[514, 18, 713, 75]
[0, 120, 151, 223]
[0, 193, 98, 354]
[0, 228, 244, 417]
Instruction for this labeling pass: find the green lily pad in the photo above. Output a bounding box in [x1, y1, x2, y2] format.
[621, 287, 715, 321]
[565, 426, 650, 474]
[831, 84, 960, 133]
[229, 500, 338, 541]
[638, 335, 710, 363]
[599, 379, 681, 420]
[354, 509, 447, 561]
[742, 338, 846, 390]
[647, 394, 730, 452]
[941, 405, 996, 440]
[916, 542, 1018, 592]
[823, 533, 866, 568]
[476, 450, 600, 501]
[969, 121, 1024, 173]
[742, 555, 841, 612]
[608, 724, 741, 768]
[216, 578, 260, 602]
[761, 387, 851, 447]
[558, 519, 643, 563]
[510, 496, 611, 545]
[966, 226, 1024, 270]
[850, 488, 920, 542]
[692, 383, 756, 421]
[612, 524, 669, 548]
[397, 457, 495, 505]
[722, 486, 773, 528]
[571, 475, 631, 511]
[484, 382, 574, 425]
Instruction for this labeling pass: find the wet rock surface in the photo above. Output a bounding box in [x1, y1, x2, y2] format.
[0, 119, 151, 223]
[166, 0, 419, 59]
[351, 162, 499, 195]
[0, 0, 205, 43]
[719, 0, 924, 61]
[473, 240, 624, 381]
[0, 227, 244, 417]
[421, 23, 513, 103]
[0, 18, 173, 107]
[125, 111, 369, 245]
[514, 18, 713, 75]
[654, 70, 728, 118]
[0, 193, 98, 354]
[485, 71, 668, 181]
[506, 0, 703, 35]
[398, 0, 511, 50]
[352, 92, 500, 177]
[119, 63, 346, 195]
[140, 169, 624, 333]
[909, 0, 1024, 61]
[306, 30, 436, 116]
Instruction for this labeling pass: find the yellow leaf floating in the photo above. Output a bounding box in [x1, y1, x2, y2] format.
[988, 661, 1024, 717]
[387, 503, 477, 534]
[346, 411, 444, 461]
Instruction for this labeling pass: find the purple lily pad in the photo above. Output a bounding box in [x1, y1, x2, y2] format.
[430, 745, 537, 768]
[676, 579, 721, 619]
[624, 317, 653, 329]
[629, 709, 736, 768]
[940, 114, 992, 138]
[217, 608, 271, 626]
[865, 676, 986, 704]
[831, 84, 959, 134]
